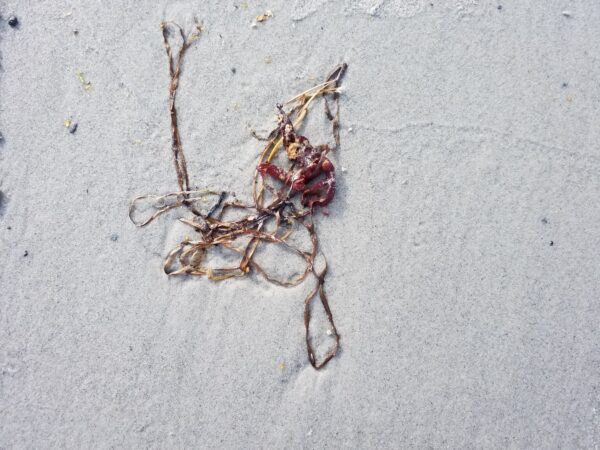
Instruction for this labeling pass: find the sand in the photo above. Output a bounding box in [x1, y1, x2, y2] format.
[2, 0, 600, 448]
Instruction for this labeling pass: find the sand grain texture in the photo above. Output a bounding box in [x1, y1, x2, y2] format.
[1, 0, 600, 448]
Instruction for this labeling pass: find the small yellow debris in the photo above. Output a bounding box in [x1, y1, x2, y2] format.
[76, 69, 92, 91]
[256, 10, 273, 22]
[264, 56, 272, 64]
[64, 118, 78, 134]
[286, 142, 300, 160]
[278, 362, 285, 371]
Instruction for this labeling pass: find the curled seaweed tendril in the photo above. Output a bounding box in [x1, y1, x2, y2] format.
[130, 21, 347, 369]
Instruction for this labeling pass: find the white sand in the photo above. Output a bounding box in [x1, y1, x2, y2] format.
[2, 0, 600, 448]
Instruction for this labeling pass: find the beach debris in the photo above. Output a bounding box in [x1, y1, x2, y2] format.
[130, 22, 347, 370]
[0, 191, 6, 216]
[23, 250, 28, 257]
[110, 234, 118, 242]
[231, 67, 237, 74]
[76, 70, 92, 91]
[278, 362, 285, 371]
[249, 126, 272, 141]
[63, 118, 78, 134]
[8, 15, 18, 27]
[0, 131, 4, 144]
[367, 5, 380, 16]
[256, 10, 273, 23]
[258, 107, 337, 209]
[562, 10, 572, 17]
[264, 55, 272, 64]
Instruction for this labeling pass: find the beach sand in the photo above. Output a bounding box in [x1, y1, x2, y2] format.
[1, 0, 600, 447]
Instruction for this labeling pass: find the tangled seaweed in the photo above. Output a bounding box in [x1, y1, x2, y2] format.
[130, 22, 347, 369]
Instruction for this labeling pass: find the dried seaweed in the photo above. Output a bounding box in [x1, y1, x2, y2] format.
[130, 22, 347, 369]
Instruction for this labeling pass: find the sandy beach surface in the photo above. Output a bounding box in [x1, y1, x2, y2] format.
[2, 0, 600, 448]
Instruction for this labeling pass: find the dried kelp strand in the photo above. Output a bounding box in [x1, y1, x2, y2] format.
[130, 21, 347, 369]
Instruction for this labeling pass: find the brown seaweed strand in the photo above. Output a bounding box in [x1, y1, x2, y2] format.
[324, 63, 347, 150]
[132, 27, 345, 368]
[304, 246, 340, 369]
[161, 22, 195, 193]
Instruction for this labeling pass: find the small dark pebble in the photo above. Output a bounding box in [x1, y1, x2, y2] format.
[129, 345, 133, 351]
[110, 234, 118, 242]
[8, 16, 18, 27]
[549, 241, 554, 246]
[7, 226, 12, 230]
[0, 131, 4, 143]
[541, 217, 548, 224]
[68, 122, 78, 134]
[561, 82, 568, 88]
[231, 67, 236, 74]
[73, 30, 79, 36]
[23, 250, 28, 257]
[497, 5, 502, 10]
